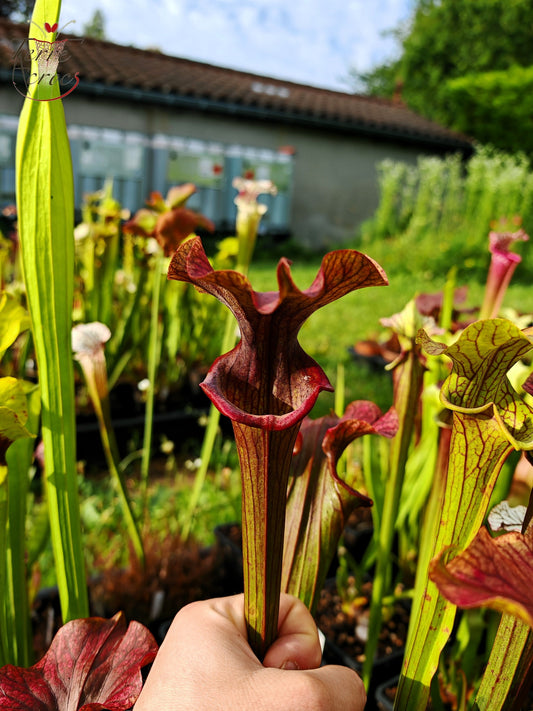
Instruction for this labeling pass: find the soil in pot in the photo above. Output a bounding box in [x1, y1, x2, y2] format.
[316, 577, 409, 711]
[316, 579, 408, 668]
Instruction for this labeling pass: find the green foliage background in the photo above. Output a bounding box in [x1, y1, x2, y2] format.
[357, 147, 533, 282]
[352, 0, 533, 154]
[444, 66, 533, 155]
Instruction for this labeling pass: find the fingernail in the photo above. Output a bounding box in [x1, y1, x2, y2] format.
[281, 660, 299, 670]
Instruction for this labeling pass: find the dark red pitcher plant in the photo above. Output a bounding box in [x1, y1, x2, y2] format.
[168, 236, 387, 659]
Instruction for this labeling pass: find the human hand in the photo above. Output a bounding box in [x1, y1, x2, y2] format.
[134, 593, 366, 711]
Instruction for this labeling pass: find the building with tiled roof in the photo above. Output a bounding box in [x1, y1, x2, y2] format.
[0, 18, 472, 247]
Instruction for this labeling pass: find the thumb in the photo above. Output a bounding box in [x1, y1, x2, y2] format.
[262, 594, 322, 670]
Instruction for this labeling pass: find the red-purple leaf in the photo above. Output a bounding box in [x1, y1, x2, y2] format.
[430, 526, 533, 627]
[155, 208, 214, 256]
[0, 613, 158, 711]
[123, 184, 212, 254]
[415, 286, 468, 317]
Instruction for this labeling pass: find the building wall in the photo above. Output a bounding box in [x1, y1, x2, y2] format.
[0, 86, 455, 248]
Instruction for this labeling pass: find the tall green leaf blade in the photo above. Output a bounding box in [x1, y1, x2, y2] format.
[15, 0, 88, 621]
[0, 463, 7, 667]
[473, 614, 532, 711]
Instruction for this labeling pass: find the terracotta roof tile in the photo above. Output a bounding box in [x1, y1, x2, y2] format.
[0, 18, 471, 149]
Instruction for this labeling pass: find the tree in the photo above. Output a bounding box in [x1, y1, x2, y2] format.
[346, 20, 407, 97]
[83, 9, 106, 40]
[444, 65, 533, 155]
[346, 61, 400, 97]
[350, 0, 533, 153]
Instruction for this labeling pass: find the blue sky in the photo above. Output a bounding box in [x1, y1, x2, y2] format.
[58, 0, 413, 92]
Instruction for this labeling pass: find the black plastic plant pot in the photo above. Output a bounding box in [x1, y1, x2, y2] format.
[343, 524, 374, 564]
[374, 675, 398, 711]
[213, 522, 244, 591]
[322, 636, 403, 711]
[76, 407, 208, 467]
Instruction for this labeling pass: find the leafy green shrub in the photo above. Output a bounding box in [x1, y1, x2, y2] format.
[360, 147, 533, 282]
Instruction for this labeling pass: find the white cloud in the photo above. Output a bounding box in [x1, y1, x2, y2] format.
[58, 0, 411, 91]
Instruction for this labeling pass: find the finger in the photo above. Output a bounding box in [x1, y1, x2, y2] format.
[263, 594, 322, 670]
[303, 664, 367, 711]
[248, 664, 367, 711]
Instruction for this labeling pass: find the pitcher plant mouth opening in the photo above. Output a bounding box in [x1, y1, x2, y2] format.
[168, 235, 388, 430]
[200, 349, 333, 431]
